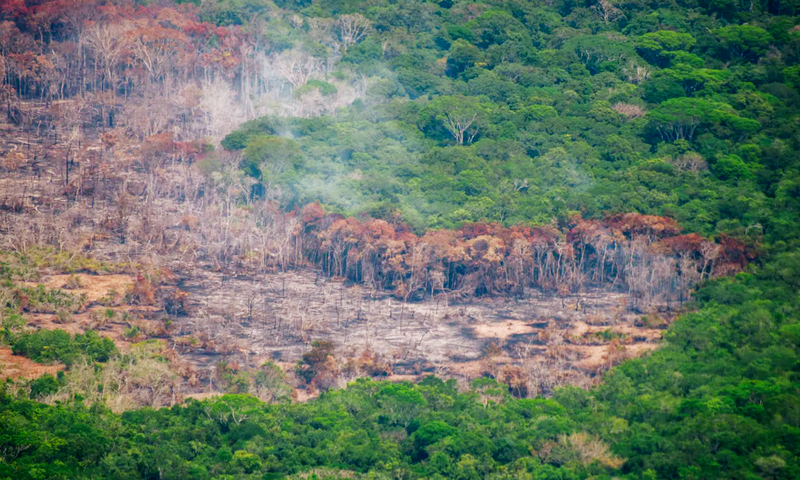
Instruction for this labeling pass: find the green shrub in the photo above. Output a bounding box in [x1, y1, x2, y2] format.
[28, 374, 60, 399]
[12, 329, 118, 366]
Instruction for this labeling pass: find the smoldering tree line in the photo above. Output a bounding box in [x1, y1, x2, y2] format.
[219, 208, 752, 309]
[296, 208, 753, 308]
[1, 1, 372, 147]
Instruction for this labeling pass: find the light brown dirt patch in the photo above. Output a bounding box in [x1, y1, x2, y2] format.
[21, 274, 135, 303]
[0, 346, 64, 380]
[471, 320, 537, 340]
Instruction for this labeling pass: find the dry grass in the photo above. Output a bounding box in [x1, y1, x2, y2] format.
[21, 274, 135, 303]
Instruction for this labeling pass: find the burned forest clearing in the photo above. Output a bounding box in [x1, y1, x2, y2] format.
[0, 98, 713, 407]
[4, 1, 800, 478]
[6, 264, 669, 403]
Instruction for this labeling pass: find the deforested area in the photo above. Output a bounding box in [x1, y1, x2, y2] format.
[0, 1, 799, 479]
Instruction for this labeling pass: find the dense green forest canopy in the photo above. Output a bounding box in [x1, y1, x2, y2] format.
[1, 0, 800, 479]
[207, 0, 800, 245]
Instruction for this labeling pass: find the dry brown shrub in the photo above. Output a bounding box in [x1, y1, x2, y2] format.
[143, 320, 170, 338]
[63, 275, 84, 290]
[43, 346, 182, 412]
[539, 432, 626, 469]
[538, 324, 562, 343]
[603, 339, 629, 370]
[310, 355, 341, 392]
[342, 350, 392, 378]
[53, 309, 75, 324]
[128, 273, 156, 305]
[393, 281, 408, 300]
[501, 365, 528, 398]
[612, 102, 646, 119]
[585, 314, 610, 326]
[178, 215, 199, 230]
[670, 152, 708, 173]
[173, 335, 200, 353]
[483, 341, 504, 358]
[1, 151, 28, 170]
[87, 309, 106, 329]
[162, 287, 189, 316]
[545, 342, 568, 360]
[562, 432, 625, 469]
[209, 337, 240, 355]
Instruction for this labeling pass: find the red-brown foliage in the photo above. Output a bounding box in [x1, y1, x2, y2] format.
[284, 206, 755, 303]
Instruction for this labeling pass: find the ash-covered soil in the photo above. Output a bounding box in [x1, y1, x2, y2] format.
[7, 264, 672, 399]
[168, 266, 670, 383]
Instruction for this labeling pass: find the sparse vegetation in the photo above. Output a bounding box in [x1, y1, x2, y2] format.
[62, 275, 84, 290]
[16, 284, 85, 313]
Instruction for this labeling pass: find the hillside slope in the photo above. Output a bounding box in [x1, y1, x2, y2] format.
[0, 0, 799, 479]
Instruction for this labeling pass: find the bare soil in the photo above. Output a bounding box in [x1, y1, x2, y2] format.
[472, 320, 538, 339]
[3, 264, 673, 398]
[0, 346, 64, 380]
[164, 265, 671, 388]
